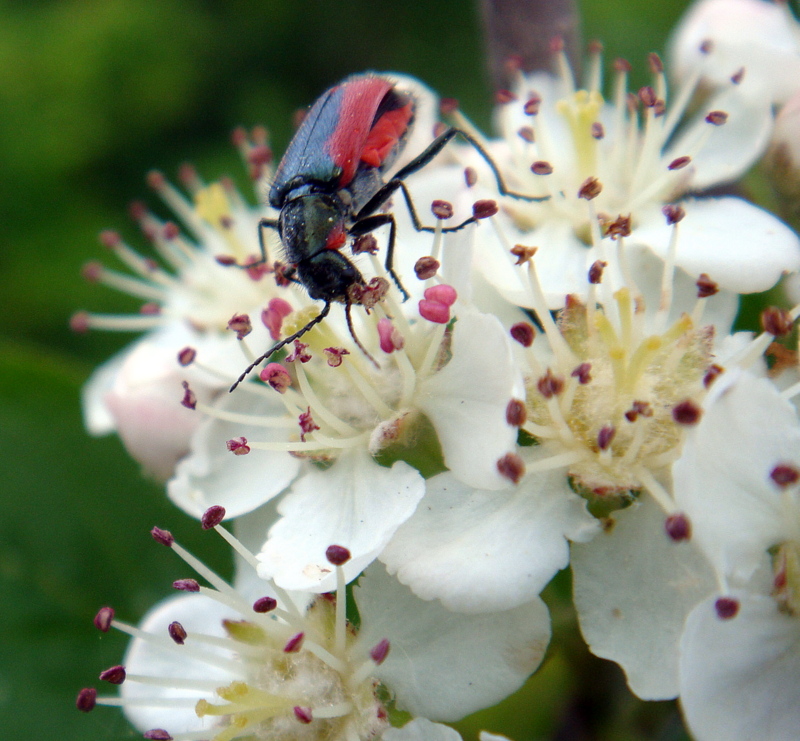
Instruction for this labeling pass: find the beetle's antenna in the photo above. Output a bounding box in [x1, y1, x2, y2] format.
[345, 301, 379, 369]
[229, 302, 332, 392]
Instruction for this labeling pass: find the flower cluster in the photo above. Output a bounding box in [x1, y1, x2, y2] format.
[73, 3, 800, 739]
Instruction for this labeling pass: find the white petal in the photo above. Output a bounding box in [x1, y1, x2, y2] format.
[357, 563, 550, 722]
[680, 593, 800, 741]
[673, 370, 800, 580]
[669, 0, 800, 105]
[382, 719, 463, 741]
[82, 349, 127, 436]
[382, 469, 598, 613]
[666, 87, 774, 189]
[121, 593, 240, 736]
[257, 449, 425, 592]
[572, 497, 717, 700]
[479, 734, 514, 741]
[416, 311, 523, 490]
[632, 197, 800, 293]
[167, 390, 301, 519]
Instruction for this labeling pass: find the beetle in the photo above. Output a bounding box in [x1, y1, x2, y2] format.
[229, 73, 548, 392]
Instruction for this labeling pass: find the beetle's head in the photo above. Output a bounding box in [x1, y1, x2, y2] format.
[280, 195, 363, 302]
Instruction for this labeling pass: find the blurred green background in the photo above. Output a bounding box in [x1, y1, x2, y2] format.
[0, 1, 707, 739]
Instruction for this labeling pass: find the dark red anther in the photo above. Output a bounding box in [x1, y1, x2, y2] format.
[253, 596, 278, 613]
[286, 340, 312, 364]
[226, 437, 250, 456]
[703, 364, 724, 388]
[370, 638, 391, 665]
[696, 274, 719, 298]
[648, 52, 664, 74]
[323, 347, 350, 367]
[510, 244, 537, 264]
[70, 311, 90, 334]
[284, 632, 305, 653]
[94, 607, 115, 632]
[99, 229, 121, 248]
[181, 381, 197, 410]
[495, 89, 517, 105]
[771, 464, 800, 488]
[202, 506, 226, 529]
[591, 122, 604, 140]
[578, 177, 602, 200]
[597, 426, 616, 451]
[624, 400, 653, 422]
[298, 407, 320, 442]
[731, 67, 745, 84]
[549, 35, 564, 53]
[140, 302, 161, 316]
[151, 526, 174, 547]
[665, 513, 692, 542]
[162, 222, 180, 241]
[668, 156, 691, 170]
[177, 347, 196, 366]
[603, 214, 631, 240]
[588, 260, 607, 284]
[76, 688, 97, 712]
[352, 234, 379, 255]
[531, 160, 553, 175]
[497, 453, 526, 484]
[473, 200, 499, 219]
[99, 665, 126, 685]
[715, 596, 740, 619]
[506, 399, 527, 427]
[588, 39, 603, 55]
[177, 163, 197, 187]
[538, 369, 565, 398]
[518, 126, 535, 143]
[464, 167, 478, 187]
[639, 86, 658, 107]
[260, 363, 291, 393]
[173, 579, 200, 593]
[144, 731, 174, 740]
[215, 254, 237, 266]
[761, 307, 794, 337]
[706, 111, 728, 126]
[146, 170, 165, 190]
[524, 94, 541, 115]
[699, 39, 714, 54]
[662, 204, 686, 224]
[414, 256, 439, 280]
[326, 544, 352, 565]
[81, 261, 103, 282]
[227, 313, 252, 340]
[168, 621, 187, 644]
[294, 707, 313, 724]
[510, 322, 535, 347]
[431, 200, 454, 220]
[261, 297, 293, 341]
[439, 98, 459, 115]
[673, 400, 702, 425]
[614, 57, 632, 73]
[571, 362, 592, 384]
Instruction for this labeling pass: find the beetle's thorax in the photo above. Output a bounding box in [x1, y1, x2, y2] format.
[280, 193, 364, 302]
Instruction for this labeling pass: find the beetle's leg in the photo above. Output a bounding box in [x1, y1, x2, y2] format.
[350, 214, 410, 301]
[227, 217, 279, 270]
[229, 301, 331, 392]
[356, 126, 548, 221]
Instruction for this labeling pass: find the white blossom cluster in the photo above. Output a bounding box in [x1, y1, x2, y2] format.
[73, 2, 800, 739]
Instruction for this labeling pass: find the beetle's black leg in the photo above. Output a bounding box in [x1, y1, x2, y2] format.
[229, 302, 331, 392]
[356, 126, 548, 221]
[228, 218, 280, 270]
[350, 214, 410, 301]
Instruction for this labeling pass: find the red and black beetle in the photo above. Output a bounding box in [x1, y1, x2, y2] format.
[230, 73, 547, 391]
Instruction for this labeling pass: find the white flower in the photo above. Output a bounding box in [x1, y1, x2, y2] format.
[669, 0, 800, 106]
[78, 510, 549, 740]
[76, 141, 280, 478]
[442, 43, 799, 306]
[666, 369, 800, 739]
[383, 206, 747, 615]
